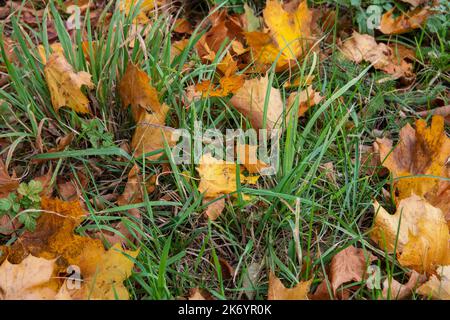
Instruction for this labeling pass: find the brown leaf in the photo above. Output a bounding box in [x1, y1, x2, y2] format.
[375, 116, 450, 223]
[188, 288, 213, 300]
[340, 31, 415, 81]
[268, 272, 312, 300]
[0, 159, 19, 197]
[330, 245, 377, 294]
[287, 86, 323, 118]
[382, 271, 426, 300]
[230, 75, 283, 131]
[380, 7, 432, 35]
[203, 197, 225, 221]
[44, 52, 94, 114]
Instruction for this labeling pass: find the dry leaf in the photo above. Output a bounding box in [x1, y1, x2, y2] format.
[118, 63, 161, 121]
[340, 31, 415, 81]
[44, 52, 94, 114]
[380, 7, 431, 35]
[381, 271, 426, 300]
[195, 75, 244, 98]
[417, 265, 450, 300]
[37, 43, 64, 64]
[0, 255, 58, 300]
[230, 75, 283, 131]
[203, 197, 225, 221]
[188, 288, 213, 300]
[287, 86, 323, 118]
[197, 153, 259, 199]
[330, 245, 377, 294]
[371, 195, 449, 273]
[245, 0, 313, 71]
[375, 116, 450, 223]
[267, 272, 311, 300]
[0, 158, 19, 197]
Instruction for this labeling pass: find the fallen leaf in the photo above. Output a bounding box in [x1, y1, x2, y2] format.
[117, 165, 143, 206]
[375, 116, 450, 223]
[203, 197, 225, 220]
[196, 153, 259, 199]
[195, 75, 244, 98]
[371, 195, 449, 273]
[174, 18, 192, 34]
[267, 272, 311, 300]
[330, 245, 377, 294]
[417, 105, 450, 125]
[287, 86, 323, 118]
[0, 255, 58, 300]
[340, 31, 415, 81]
[382, 271, 426, 300]
[230, 75, 283, 131]
[37, 43, 64, 64]
[417, 265, 450, 300]
[236, 143, 269, 174]
[0, 158, 19, 197]
[188, 288, 213, 300]
[245, 0, 313, 71]
[118, 63, 162, 121]
[44, 52, 94, 114]
[379, 7, 431, 35]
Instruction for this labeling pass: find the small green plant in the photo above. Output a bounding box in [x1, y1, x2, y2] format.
[81, 118, 115, 149]
[0, 180, 43, 231]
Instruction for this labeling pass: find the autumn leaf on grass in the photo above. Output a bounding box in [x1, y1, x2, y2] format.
[382, 271, 426, 300]
[230, 75, 283, 131]
[195, 75, 244, 98]
[417, 265, 450, 300]
[236, 143, 269, 174]
[131, 105, 176, 160]
[44, 52, 94, 114]
[267, 272, 312, 300]
[371, 195, 449, 273]
[330, 245, 377, 295]
[375, 116, 450, 223]
[119, 63, 162, 121]
[287, 86, 323, 118]
[340, 31, 415, 81]
[0, 255, 58, 300]
[119, 0, 159, 24]
[57, 243, 139, 300]
[245, 0, 313, 71]
[197, 153, 259, 199]
[203, 197, 226, 221]
[379, 7, 432, 35]
[37, 43, 64, 64]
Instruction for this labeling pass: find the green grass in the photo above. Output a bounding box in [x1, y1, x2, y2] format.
[0, 0, 448, 300]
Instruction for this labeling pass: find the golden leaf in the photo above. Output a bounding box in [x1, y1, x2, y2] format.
[371, 195, 449, 273]
[0, 255, 58, 300]
[230, 75, 283, 131]
[196, 153, 259, 199]
[267, 272, 311, 300]
[195, 75, 244, 98]
[44, 52, 94, 114]
[245, 0, 313, 71]
[380, 7, 431, 35]
[375, 116, 450, 223]
[236, 143, 269, 174]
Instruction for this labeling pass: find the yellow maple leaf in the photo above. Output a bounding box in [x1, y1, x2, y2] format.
[196, 153, 259, 199]
[44, 52, 94, 114]
[245, 0, 312, 71]
[267, 272, 311, 300]
[371, 195, 449, 273]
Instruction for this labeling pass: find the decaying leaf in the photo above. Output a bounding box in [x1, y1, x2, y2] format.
[371, 195, 449, 273]
[44, 52, 94, 114]
[375, 116, 450, 223]
[188, 288, 213, 300]
[203, 197, 225, 221]
[230, 75, 283, 131]
[379, 7, 432, 35]
[417, 265, 450, 300]
[340, 31, 415, 81]
[330, 245, 377, 294]
[267, 272, 311, 300]
[0, 255, 58, 300]
[245, 0, 313, 71]
[196, 153, 259, 199]
[0, 159, 19, 197]
[381, 271, 426, 300]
